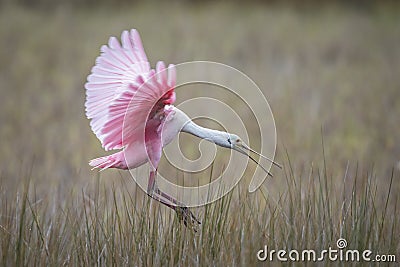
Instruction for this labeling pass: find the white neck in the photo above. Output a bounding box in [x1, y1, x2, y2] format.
[181, 120, 231, 148]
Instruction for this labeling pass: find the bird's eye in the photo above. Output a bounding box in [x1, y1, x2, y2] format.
[236, 139, 240, 143]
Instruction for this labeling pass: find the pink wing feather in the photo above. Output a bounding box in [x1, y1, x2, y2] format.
[85, 29, 176, 152]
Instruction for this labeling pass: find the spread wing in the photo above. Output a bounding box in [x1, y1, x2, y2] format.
[85, 29, 176, 151]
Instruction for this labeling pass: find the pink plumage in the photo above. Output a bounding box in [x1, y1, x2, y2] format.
[85, 29, 176, 170]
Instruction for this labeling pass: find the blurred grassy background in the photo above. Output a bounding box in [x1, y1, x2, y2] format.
[0, 1, 399, 196]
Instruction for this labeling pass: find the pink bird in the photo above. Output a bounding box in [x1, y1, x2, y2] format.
[85, 29, 281, 229]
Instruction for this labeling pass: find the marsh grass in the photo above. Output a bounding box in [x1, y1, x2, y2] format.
[1, 155, 398, 266]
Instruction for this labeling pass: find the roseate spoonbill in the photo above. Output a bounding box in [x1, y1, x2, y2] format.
[85, 29, 281, 229]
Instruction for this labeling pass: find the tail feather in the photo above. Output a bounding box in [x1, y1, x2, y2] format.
[89, 151, 126, 171]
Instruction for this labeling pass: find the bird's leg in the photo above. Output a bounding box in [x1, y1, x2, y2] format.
[146, 170, 176, 210]
[147, 170, 157, 193]
[174, 206, 201, 230]
[147, 170, 201, 230]
[153, 187, 201, 229]
[153, 187, 182, 206]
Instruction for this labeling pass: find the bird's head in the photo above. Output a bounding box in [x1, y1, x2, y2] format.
[226, 134, 243, 149]
[180, 118, 281, 176]
[227, 134, 282, 176]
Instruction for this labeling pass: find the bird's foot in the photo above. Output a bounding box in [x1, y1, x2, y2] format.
[175, 206, 201, 232]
